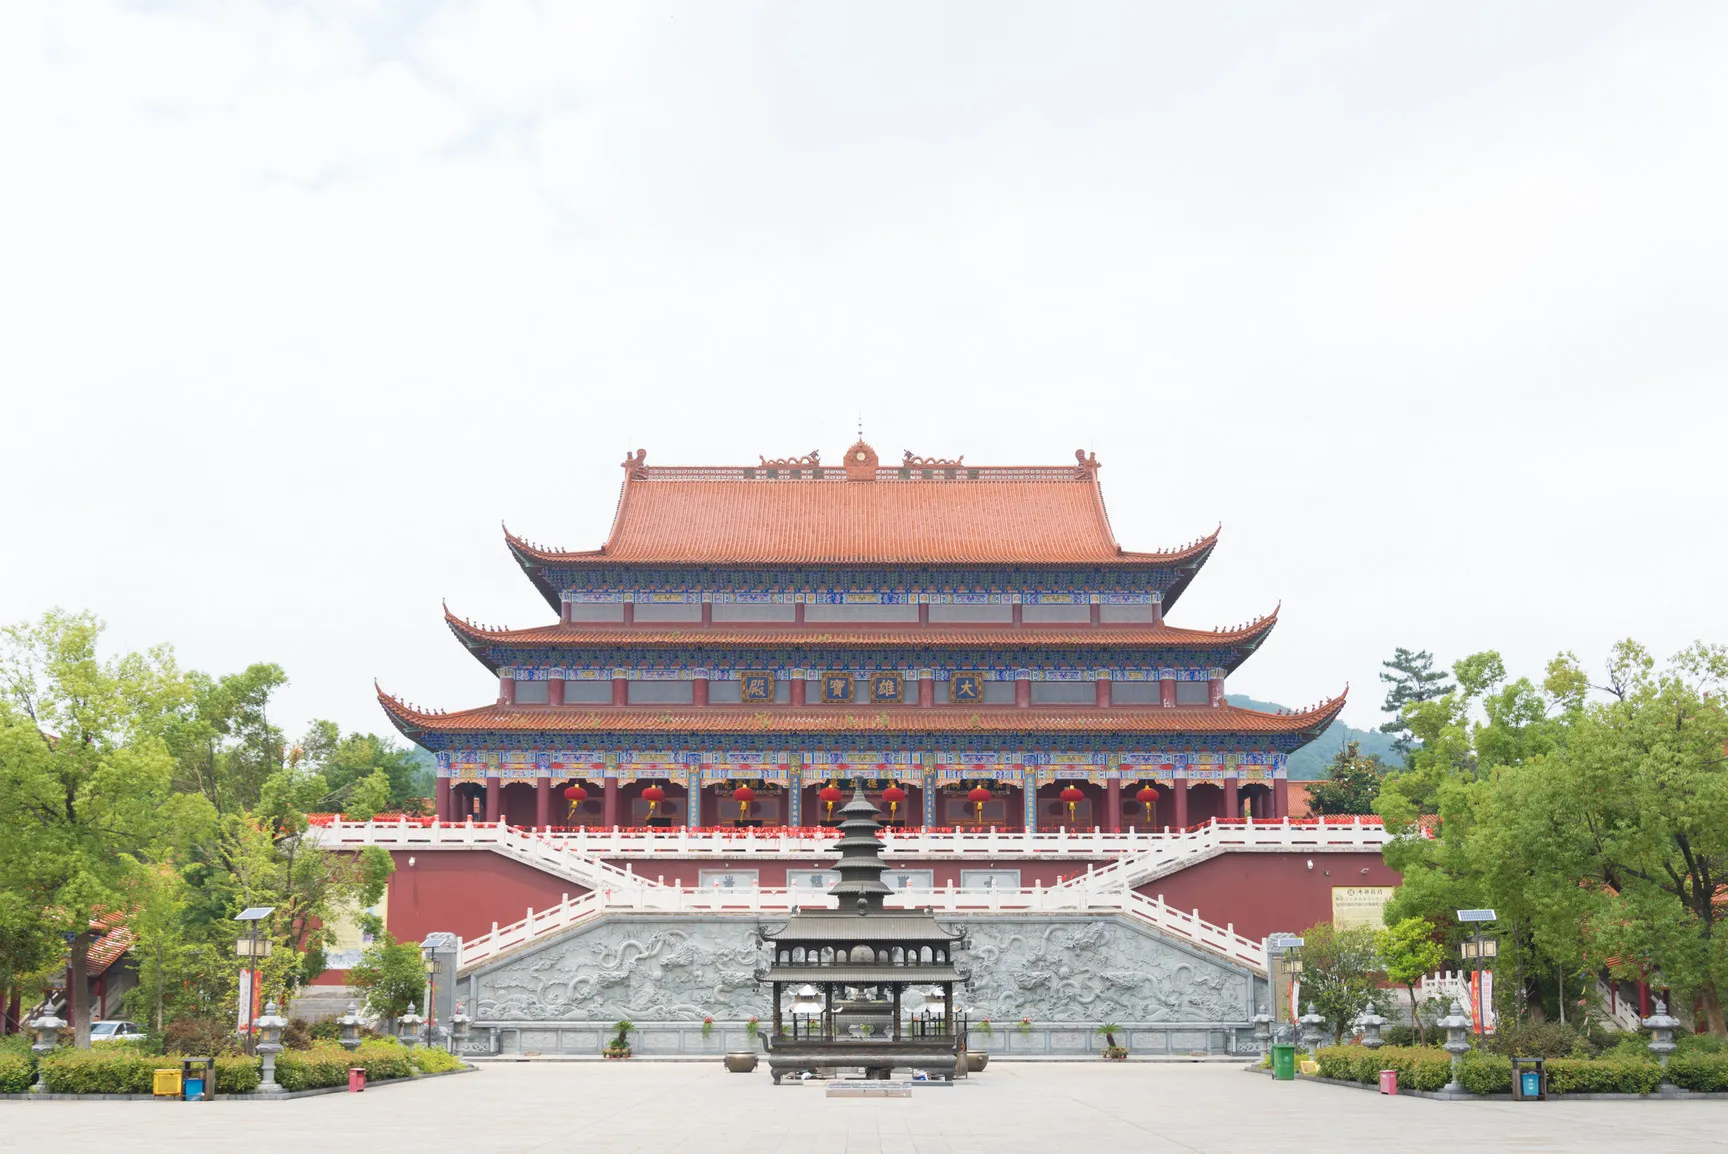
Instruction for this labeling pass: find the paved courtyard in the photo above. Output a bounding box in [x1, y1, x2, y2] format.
[5, 1061, 1726, 1154]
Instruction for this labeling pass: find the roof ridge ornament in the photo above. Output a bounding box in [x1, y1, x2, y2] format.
[843, 439, 878, 481]
[902, 450, 964, 467]
[621, 448, 648, 480]
[1075, 449, 1101, 476]
[759, 451, 821, 468]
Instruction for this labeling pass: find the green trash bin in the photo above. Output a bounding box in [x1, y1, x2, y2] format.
[1271, 1044, 1297, 1081]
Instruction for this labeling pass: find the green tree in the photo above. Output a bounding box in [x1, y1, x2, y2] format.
[1305, 741, 1386, 816]
[344, 770, 391, 821]
[1292, 921, 1380, 1042]
[299, 723, 428, 809]
[1377, 917, 1447, 1043]
[0, 610, 206, 1046]
[1378, 648, 1455, 760]
[348, 922, 425, 1024]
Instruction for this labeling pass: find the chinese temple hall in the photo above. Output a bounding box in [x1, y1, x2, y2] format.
[378, 440, 1347, 835]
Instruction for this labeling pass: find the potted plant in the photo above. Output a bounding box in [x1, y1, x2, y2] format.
[1099, 1023, 1128, 1060]
[604, 1019, 634, 1059]
[745, 1016, 759, 1038]
[1017, 1017, 1033, 1037]
[701, 1016, 715, 1039]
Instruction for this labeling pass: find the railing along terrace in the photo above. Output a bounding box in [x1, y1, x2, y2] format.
[311, 814, 1388, 859]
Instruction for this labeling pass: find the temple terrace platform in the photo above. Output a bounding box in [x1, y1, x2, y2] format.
[6, 1062, 1726, 1154]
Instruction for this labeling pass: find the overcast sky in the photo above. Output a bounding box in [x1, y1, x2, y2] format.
[3, 2, 1723, 744]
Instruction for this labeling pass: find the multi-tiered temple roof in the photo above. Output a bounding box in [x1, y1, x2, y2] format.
[382, 440, 1344, 831]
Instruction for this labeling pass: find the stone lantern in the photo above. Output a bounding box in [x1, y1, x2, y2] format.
[450, 1000, 471, 1052]
[1252, 1003, 1273, 1053]
[337, 1000, 365, 1052]
[1437, 998, 1472, 1093]
[29, 1011, 65, 1091]
[254, 1000, 289, 1093]
[1355, 1002, 1387, 1050]
[397, 997, 425, 1049]
[1643, 999, 1681, 1072]
[1297, 1002, 1325, 1056]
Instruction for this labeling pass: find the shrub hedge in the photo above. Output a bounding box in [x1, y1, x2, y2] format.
[408, 1046, 463, 1074]
[1314, 1046, 1452, 1092]
[16, 1039, 458, 1094]
[274, 1042, 413, 1091]
[1312, 1044, 1726, 1096]
[0, 1051, 35, 1093]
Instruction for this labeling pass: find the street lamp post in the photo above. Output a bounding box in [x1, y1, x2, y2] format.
[232, 907, 275, 1055]
[1455, 908, 1497, 1040]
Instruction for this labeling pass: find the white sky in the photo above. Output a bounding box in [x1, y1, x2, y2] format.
[3, 1, 1724, 743]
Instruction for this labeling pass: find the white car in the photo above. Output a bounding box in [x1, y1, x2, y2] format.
[90, 1020, 146, 1042]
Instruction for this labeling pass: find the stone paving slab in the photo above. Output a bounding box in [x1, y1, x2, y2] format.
[4, 1060, 1727, 1153]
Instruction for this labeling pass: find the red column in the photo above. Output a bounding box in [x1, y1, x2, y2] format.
[791, 678, 807, 705]
[1152, 596, 1163, 625]
[1159, 676, 1176, 708]
[548, 677, 565, 707]
[1224, 778, 1239, 821]
[435, 776, 451, 823]
[1095, 677, 1111, 707]
[1105, 779, 1120, 832]
[1015, 678, 1030, 708]
[622, 602, 635, 625]
[794, 602, 805, 624]
[612, 677, 628, 705]
[1090, 603, 1101, 626]
[693, 677, 709, 705]
[1209, 671, 1225, 707]
[1273, 778, 1290, 820]
[500, 675, 514, 704]
[536, 775, 551, 829]
[919, 603, 930, 625]
[1012, 603, 1023, 626]
[1174, 778, 1188, 830]
[484, 776, 501, 823]
[918, 677, 934, 707]
[603, 779, 620, 828]
[702, 602, 713, 625]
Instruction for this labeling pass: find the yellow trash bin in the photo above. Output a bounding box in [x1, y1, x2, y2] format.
[153, 1068, 183, 1097]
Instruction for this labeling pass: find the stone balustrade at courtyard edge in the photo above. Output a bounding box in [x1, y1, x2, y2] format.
[343, 439, 1401, 1059]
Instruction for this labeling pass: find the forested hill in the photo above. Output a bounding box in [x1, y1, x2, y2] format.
[1224, 695, 1402, 780]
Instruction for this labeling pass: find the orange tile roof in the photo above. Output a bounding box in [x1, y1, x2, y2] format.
[502, 444, 1219, 567]
[442, 604, 1278, 652]
[376, 684, 1347, 738]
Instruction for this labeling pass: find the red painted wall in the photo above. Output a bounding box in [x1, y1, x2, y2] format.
[367, 848, 1398, 948]
[385, 850, 587, 944]
[1140, 851, 1400, 941]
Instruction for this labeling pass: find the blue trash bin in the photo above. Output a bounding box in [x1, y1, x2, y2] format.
[1520, 1071, 1540, 1097]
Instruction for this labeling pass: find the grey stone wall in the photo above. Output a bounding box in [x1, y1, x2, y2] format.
[457, 911, 1268, 1057]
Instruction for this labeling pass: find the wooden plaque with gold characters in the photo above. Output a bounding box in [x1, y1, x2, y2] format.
[869, 672, 903, 704]
[949, 672, 985, 704]
[739, 672, 775, 703]
[820, 672, 854, 704]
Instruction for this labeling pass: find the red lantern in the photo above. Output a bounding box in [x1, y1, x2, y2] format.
[1059, 785, 1084, 823]
[641, 783, 666, 818]
[818, 784, 844, 821]
[733, 784, 756, 820]
[563, 783, 588, 821]
[967, 785, 992, 822]
[881, 784, 907, 822]
[1137, 784, 1159, 824]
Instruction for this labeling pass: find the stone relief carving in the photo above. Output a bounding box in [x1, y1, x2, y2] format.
[954, 917, 1252, 1024]
[474, 918, 768, 1023]
[469, 913, 1254, 1027]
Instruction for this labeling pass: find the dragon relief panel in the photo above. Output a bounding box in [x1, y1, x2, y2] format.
[956, 917, 1252, 1024]
[474, 919, 769, 1023]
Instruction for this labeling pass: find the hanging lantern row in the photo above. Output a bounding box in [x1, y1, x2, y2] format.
[967, 785, 993, 821]
[1059, 785, 1084, 823]
[732, 784, 755, 819]
[881, 784, 907, 821]
[563, 783, 588, 820]
[818, 783, 844, 821]
[641, 783, 666, 818]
